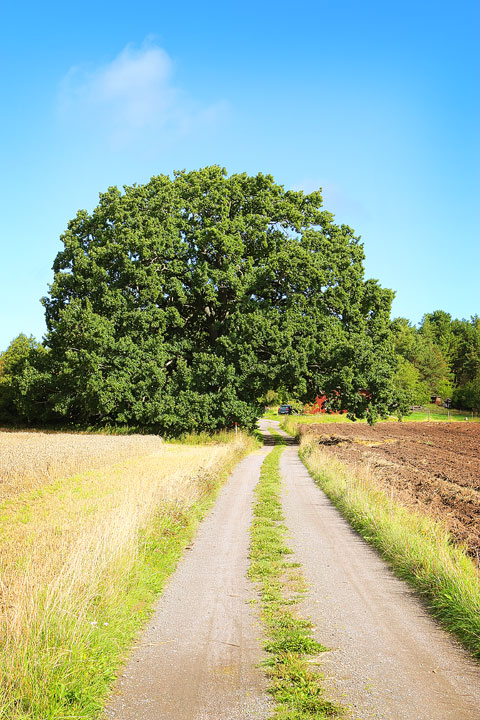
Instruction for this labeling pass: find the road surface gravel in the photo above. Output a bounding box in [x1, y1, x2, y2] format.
[106, 446, 272, 720]
[106, 420, 480, 720]
[277, 423, 480, 720]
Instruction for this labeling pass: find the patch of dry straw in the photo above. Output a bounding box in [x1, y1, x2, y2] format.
[0, 431, 164, 501]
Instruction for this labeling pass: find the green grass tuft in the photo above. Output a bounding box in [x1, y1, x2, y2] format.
[249, 433, 345, 719]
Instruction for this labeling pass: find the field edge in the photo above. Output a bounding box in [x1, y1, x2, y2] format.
[0, 434, 257, 720]
[298, 434, 480, 662]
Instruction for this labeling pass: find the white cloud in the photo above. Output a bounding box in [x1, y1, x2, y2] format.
[58, 42, 228, 147]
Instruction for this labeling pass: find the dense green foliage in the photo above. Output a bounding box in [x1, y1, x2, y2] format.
[3, 169, 476, 429]
[391, 311, 480, 410]
[0, 334, 47, 423]
[1, 167, 399, 433]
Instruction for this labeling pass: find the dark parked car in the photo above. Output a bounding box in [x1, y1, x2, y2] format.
[278, 404, 293, 415]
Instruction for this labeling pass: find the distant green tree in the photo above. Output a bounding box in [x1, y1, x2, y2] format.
[260, 389, 283, 406]
[21, 167, 399, 433]
[451, 316, 480, 386]
[453, 374, 480, 412]
[0, 334, 47, 423]
[419, 310, 457, 363]
[415, 340, 452, 396]
[392, 315, 453, 398]
[393, 356, 430, 412]
[391, 317, 419, 363]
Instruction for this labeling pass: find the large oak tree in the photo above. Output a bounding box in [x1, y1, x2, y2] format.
[24, 167, 398, 433]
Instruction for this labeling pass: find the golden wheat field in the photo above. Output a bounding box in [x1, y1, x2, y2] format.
[0, 430, 165, 501]
[0, 430, 250, 713]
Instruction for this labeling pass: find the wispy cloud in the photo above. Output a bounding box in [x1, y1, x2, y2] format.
[58, 41, 228, 147]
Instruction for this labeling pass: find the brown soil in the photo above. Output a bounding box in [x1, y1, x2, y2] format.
[299, 422, 480, 559]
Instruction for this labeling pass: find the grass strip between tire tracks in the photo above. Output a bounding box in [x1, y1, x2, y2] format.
[249, 432, 345, 719]
[299, 434, 480, 661]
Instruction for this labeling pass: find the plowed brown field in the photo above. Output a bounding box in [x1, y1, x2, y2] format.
[299, 422, 480, 559]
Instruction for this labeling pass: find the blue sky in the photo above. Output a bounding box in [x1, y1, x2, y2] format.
[1, 0, 479, 350]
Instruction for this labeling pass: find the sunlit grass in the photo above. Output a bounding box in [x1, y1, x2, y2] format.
[299, 434, 480, 660]
[279, 404, 479, 436]
[249, 433, 345, 719]
[0, 431, 165, 502]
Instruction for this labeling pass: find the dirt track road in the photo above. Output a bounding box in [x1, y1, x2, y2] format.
[106, 446, 272, 720]
[106, 421, 480, 719]
[276, 422, 480, 720]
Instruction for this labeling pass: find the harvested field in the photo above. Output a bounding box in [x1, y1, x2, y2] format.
[0, 431, 164, 501]
[0, 442, 239, 627]
[299, 422, 480, 559]
[0, 433, 251, 717]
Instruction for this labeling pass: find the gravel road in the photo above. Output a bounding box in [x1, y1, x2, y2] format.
[106, 421, 480, 719]
[106, 446, 272, 720]
[275, 422, 480, 720]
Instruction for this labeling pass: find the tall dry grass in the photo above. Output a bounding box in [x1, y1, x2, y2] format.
[0, 430, 164, 501]
[0, 433, 251, 718]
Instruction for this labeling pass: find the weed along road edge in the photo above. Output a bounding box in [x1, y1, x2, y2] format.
[271, 419, 480, 720]
[105, 445, 273, 720]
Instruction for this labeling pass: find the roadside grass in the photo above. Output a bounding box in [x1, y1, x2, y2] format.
[262, 409, 282, 421]
[280, 415, 352, 435]
[299, 434, 480, 660]
[170, 429, 243, 445]
[0, 432, 255, 719]
[407, 406, 478, 422]
[249, 432, 345, 719]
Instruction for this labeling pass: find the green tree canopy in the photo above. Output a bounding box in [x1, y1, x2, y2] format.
[0, 334, 46, 423]
[419, 310, 457, 362]
[451, 315, 480, 386]
[453, 375, 480, 413]
[392, 315, 453, 398]
[21, 167, 398, 433]
[393, 356, 430, 410]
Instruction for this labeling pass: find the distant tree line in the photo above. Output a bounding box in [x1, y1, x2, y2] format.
[391, 311, 480, 412]
[0, 168, 477, 433]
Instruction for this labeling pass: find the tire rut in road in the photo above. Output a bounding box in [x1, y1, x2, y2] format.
[279, 443, 480, 720]
[105, 447, 272, 720]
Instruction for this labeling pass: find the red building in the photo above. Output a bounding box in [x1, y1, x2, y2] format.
[306, 390, 369, 415]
